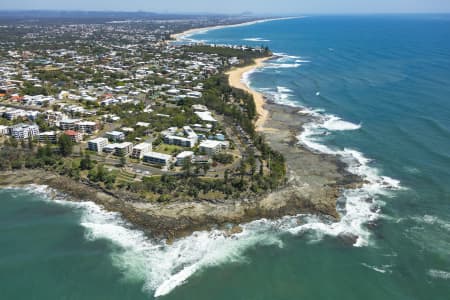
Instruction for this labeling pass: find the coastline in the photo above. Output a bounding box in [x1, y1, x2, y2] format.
[226, 56, 272, 131]
[170, 17, 303, 42]
[0, 16, 364, 242]
[0, 103, 362, 242]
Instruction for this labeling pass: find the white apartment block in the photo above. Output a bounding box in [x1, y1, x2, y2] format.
[176, 151, 194, 166]
[76, 121, 97, 134]
[199, 140, 230, 156]
[87, 137, 108, 153]
[163, 135, 197, 148]
[38, 131, 58, 144]
[131, 142, 152, 159]
[143, 152, 173, 166]
[113, 142, 133, 157]
[9, 123, 40, 140]
[60, 119, 97, 134]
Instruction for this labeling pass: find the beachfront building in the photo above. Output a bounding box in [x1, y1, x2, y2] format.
[9, 123, 40, 140]
[38, 131, 58, 144]
[87, 137, 108, 153]
[199, 140, 230, 156]
[106, 131, 125, 142]
[131, 142, 152, 159]
[176, 151, 194, 166]
[143, 152, 173, 166]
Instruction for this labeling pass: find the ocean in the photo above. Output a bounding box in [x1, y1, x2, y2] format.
[1, 15, 450, 299]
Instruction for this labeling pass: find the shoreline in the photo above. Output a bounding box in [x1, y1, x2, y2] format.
[226, 56, 272, 131]
[0, 101, 363, 241]
[170, 17, 303, 42]
[0, 17, 364, 241]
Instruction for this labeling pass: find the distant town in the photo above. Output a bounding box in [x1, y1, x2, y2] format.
[0, 13, 285, 202]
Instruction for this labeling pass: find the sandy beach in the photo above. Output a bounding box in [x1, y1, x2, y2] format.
[170, 17, 303, 41]
[226, 57, 272, 131]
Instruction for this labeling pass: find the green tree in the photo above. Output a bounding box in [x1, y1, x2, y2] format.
[58, 134, 73, 157]
[182, 158, 192, 177]
[10, 137, 18, 148]
[96, 164, 106, 182]
[224, 169, 229, 183]
[119, 155, 127, 167]
[28, 138, 34, 150]
[80, 153, 93, 170]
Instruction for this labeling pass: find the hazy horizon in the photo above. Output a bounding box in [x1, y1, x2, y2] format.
[1, 0, 450, 15]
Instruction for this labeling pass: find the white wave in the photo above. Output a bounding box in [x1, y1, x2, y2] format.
[298, 107, 324, 117]
[412, 215, 450, 231]
[241, 68, 263, 89]
[262, 86, 298, 107]
[17, 185, 286, 298]
[264, 63, 301, 69]
[322, 115, 362, 131]
[243, 37, 271, 42]
[296, 111, 401, 247]
[272, 52, 301, 60]
[428, 269, 450, 280]
[361, 263, 392, 274]
[296, 59, 311, 63]
[260, 53, 310, 71]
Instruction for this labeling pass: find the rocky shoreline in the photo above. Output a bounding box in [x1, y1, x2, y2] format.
[0, 101, 363, 241]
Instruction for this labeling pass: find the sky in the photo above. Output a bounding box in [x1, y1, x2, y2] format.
[2, 0, 450, 14]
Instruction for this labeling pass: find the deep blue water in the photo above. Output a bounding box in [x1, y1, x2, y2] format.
[1, 15, 450, 299]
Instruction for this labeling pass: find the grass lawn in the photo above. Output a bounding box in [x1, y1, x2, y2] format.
[154, 144, 185, 155]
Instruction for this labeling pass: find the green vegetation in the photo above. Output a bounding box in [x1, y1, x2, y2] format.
[188, 45, 271, 65]
[58, 134, 73, 157]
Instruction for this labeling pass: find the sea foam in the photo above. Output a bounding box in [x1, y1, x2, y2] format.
[15, 185, 287, 298]
[243, 37, 271, 42]
[11, 43, 402, 297]
[428, 269, 450, 280]
[296, 112, 401, 246]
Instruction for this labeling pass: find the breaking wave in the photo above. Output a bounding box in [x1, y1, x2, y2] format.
[361, 263, 393, 274]
[260, 86, 298, 106]
[428, 269, 450, 280]
[322, 115, 362, 131]
[410, 214, 450, 231]
[264, 53, 310, 69]
[16, 185, 288, 298]
[243, 37, 271, 42]
[295, 112, 401, 246]
[240, 50, 400, 248]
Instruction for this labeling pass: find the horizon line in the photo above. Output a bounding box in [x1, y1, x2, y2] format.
[0, 10, 450, 16]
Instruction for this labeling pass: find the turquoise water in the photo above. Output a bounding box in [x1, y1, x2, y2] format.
[2, 15, 450, 299]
